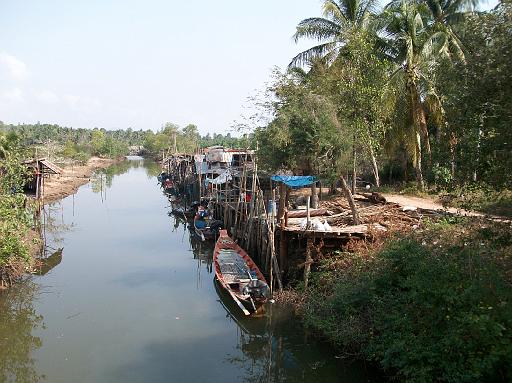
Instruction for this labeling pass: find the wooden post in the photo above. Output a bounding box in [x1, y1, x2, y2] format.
[224, 182, 230, 229]
[277, 182, 286, 221]
[279, 224, 287, 275]
[304, 237, 313, 289]
[306, 196, 311, 229]
[270, 188, 283, 291]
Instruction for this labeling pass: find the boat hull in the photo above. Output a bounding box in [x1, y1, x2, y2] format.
[213, 230, 269, 315]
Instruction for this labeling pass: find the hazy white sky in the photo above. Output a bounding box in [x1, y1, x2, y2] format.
[0, 0, 322, 135]
[0, 0, 499, 135]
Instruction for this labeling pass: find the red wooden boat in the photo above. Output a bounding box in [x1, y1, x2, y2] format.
[213, 230, 270, 315]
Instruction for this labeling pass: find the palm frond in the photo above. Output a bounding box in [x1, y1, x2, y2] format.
[323, 0, 348, 23]
[288, 42, 339, 68]
[293, 17, 342, 43]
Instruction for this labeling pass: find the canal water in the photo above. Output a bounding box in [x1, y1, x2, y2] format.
[0, 157, 380, 383]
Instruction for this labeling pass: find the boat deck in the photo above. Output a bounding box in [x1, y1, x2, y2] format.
[217, 249, 251, 284]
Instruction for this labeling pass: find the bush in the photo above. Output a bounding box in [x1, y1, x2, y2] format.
[302, 222, 512, 382]
[447, 184, 512, 217]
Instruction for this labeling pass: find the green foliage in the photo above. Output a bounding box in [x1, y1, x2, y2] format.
[302, 222, 512, 381]
[282, 0, 512, 193]
[255, 69, 344, 180]
[432, 164, 453, 189]
[436, 2, 512, 189]
[59, 141, 90, 163]
[445, 184, 512, 218]
[0, 133, 32, 268]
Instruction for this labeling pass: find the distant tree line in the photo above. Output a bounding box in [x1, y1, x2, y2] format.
[143, 122, 252, 157]
[0, 121, 251, 162]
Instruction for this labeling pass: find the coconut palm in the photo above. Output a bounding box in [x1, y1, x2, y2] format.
[290, 0, 378, 68]
[378, 0, 456, 188]
[420, 0, 480, 61]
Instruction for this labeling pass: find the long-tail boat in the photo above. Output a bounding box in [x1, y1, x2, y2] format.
[213, 230, 269, 315]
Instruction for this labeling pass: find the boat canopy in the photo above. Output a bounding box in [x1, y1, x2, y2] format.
[271, 175, 316, 188]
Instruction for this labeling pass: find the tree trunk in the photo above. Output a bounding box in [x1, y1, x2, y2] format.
[310, 182, 319, 209]
[339, 175, 360, 225]
[415, 131, 425, 190]
[408, 74, 425, 190]
[330, 182, 337, 195]
[352, 138, 357, 195]
[449, 132, 457, 185]
[369, 144, 380, 188]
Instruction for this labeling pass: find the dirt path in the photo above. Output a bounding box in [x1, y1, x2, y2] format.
[42, 156, 124, 204]
[380, 193, 483, 217]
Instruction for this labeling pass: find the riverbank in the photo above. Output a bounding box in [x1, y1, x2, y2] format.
[41, 156, 125, 204]
[278, 216, 512, 382]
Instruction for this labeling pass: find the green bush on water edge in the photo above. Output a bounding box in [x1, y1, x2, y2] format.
[0, 134, 34, 282]
[300, 220, 512, 382]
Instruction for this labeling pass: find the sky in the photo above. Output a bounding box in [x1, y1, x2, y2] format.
[0, 0, 322, 135]
[0, 0, 499, 135]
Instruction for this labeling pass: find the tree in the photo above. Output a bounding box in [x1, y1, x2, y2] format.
[379, 1, 443, 188]
[436, 1, 512, 187]
[290, 0, 378, 68]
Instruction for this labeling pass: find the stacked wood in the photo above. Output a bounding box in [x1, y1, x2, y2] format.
[286, 208, 334, 218]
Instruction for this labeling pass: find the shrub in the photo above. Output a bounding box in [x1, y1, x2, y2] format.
[302, 222, 512, 382]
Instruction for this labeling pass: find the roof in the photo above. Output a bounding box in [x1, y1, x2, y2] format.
[24, 158, 63, 175]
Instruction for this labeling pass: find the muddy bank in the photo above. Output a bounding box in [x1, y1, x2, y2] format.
[41, 156, 125, 204]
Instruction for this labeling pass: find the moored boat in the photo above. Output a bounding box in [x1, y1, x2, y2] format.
[193, 204, 222, 241]
[213, 230, 269, 315]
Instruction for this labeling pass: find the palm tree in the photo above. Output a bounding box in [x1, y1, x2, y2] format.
[290, 0, 377, 68]
[380, 0, 477, 189]
[378, 0, 452, 189]
[421, 0, 480, 61]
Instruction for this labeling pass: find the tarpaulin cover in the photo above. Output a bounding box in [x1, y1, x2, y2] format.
[271, 175, 317, 188]
[205, 170, 232, 185]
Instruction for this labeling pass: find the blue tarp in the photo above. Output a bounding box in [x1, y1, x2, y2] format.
[271, 175, 317, 188]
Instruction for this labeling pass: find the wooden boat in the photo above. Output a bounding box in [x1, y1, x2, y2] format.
[213, 230, 270, 315]
[193, 216, 222, 241]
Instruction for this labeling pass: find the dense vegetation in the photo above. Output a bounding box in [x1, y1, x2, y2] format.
[256, 0, 512, 381]
[255, 0, 511, 211]
[301, 219, 512, 382]
[0, 132, 34, 286]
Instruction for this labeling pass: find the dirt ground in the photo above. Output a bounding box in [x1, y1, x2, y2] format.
[379, 193, 480, 216]
[291, 188, 487, 218]
[41, 157, 123, 204]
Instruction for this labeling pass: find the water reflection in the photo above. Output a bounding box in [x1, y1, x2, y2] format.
[90, 160, 132, 198]
[216, 283, 377, 383]
[0, 280, 45, 383]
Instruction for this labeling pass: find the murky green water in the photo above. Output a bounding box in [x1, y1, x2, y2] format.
[0, 157, 381, 383]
